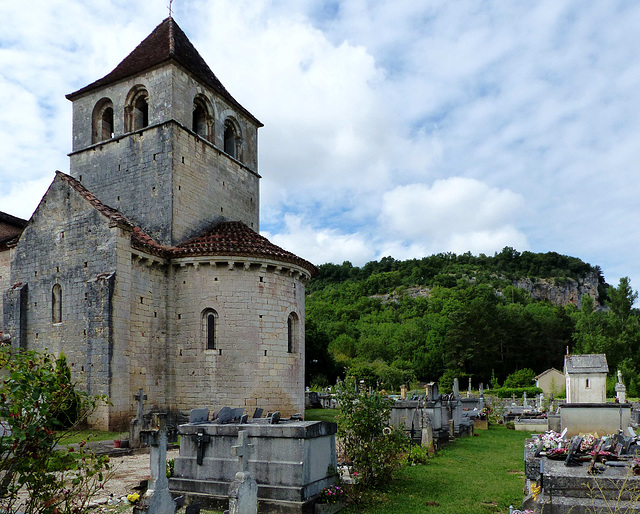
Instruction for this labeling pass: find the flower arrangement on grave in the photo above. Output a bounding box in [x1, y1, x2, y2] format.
[317, 484, 346, 504]
[127, 493, 140, 505]
[580, 434, 597, 452]
[526, 430, 565, 451]
[545, 448, 568, 459]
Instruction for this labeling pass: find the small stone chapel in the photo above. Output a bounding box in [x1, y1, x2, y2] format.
[0, 17, 316, 430]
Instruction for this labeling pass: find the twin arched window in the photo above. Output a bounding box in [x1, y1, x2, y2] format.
[90, 90, 245, 165]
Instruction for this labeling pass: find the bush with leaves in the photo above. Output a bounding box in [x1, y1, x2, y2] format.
[336, 378, 408, 493]
[0, 345, 111, 513]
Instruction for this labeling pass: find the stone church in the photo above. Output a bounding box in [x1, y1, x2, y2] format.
[0, 17, 316, 430]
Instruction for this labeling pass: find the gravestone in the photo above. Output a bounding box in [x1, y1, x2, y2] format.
[400, 384, 407, 400]
[523, 392, 529, 409]
[452, 378, 460, 399]
[228, 431, 257, 514]
[616, 370, 627, 403]
[467, 377, 472, 398]
[141, 414, 175, 514]
[130, 388, 148, 448]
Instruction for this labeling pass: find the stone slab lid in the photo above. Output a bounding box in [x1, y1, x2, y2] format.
[564, 353, 609, 374]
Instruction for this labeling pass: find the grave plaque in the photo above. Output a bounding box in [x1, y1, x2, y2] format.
[216, 407, 232, 424]
[189, 408, 209, 424]
[564, 436, 583, 466]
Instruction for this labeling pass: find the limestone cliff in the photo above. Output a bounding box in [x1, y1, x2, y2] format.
[511, 271, 602, 308]
[374, 271, 603, 308]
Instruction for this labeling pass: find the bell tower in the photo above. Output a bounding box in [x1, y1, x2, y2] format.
[66, 18, 262, 246]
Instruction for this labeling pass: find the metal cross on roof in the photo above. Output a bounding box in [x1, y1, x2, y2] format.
[231, 430, 254, 473]
[168, 0, 174, 18]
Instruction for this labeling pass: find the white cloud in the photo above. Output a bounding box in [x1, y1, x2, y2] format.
[0, 176, 52, 220]
[380, 177, 525, 240]
[1, 1, 640, 292]
[262, 215, 376, 266]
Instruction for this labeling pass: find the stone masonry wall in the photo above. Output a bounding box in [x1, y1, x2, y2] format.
[169, 258, 308, 416]
[1, 176, 119, 428]
[172, 127, 259, 241]
[127, 255, 171, 413]
[0, 248, 12, 331]
[69, 124, 174, 245]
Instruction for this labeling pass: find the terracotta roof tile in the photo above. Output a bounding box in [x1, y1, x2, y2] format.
[66, 18, 261, 127]
[173, 221, 317, 275]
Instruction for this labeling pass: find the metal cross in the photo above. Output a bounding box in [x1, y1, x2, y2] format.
[168, 0, 174, 17]
[231, 430, 254, 473]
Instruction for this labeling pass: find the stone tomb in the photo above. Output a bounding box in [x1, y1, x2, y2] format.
[169, 419, 337, 512]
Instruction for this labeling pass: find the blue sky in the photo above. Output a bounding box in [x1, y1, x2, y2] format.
[1, 0, 639, 292]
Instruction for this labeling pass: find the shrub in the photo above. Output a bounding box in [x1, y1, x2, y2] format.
[336, 378, 408, 493]
[503, 368, 536, 388]
[496, 387, 543, 398]
[0, 346, 111, 513]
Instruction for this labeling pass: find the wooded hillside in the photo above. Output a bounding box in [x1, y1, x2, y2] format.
[305, 247, 640, 395]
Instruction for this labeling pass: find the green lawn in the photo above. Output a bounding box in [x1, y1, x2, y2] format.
[58, 429, 127, 445]
[305, 408, 339, 422]
[343, 425, 532, 514]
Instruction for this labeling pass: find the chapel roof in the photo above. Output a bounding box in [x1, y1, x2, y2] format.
[535, 368, 563, 380]
[0, 211, 28, 249]
[65, 17, 262, 127]
[132, 220, 317, 276]
[564, 354, 609, 375]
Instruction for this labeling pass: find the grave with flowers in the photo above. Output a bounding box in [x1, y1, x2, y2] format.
[522, 428, 640, 513]
[314, 484, 346, 514]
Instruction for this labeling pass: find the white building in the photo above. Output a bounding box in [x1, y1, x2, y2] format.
[564, 354, 608, 404]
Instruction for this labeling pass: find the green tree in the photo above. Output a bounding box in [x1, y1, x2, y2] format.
[0, 346, 111, 513]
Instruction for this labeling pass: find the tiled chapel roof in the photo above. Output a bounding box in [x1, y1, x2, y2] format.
[564, 354, 609, 374]
[173, 221, 318, 274]
[65, 17, 262, 127]
[57, 172, 316, 275]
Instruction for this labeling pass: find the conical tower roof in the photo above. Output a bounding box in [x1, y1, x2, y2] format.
[66, 17, 261, 126]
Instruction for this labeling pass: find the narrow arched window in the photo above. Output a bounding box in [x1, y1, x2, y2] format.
[101, 107, 114, 140]
[202, 309, 218, 350]
[287, 312, 298, 354]
[92, 98, 114, 144]
[52, 284, 62, 324]
[224, 120, 237, 158]
[125, 86, 149, 132]
[133, 95, 149, 130]
[192, 96, 213, 142]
